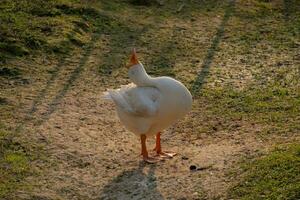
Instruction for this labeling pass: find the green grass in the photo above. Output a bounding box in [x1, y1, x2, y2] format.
[0, 124, 32, 198]
[229, 144, 300, 200]
[96, 0, 229, 78]
[0, 0, 106, 63]
[198, 83, 300, 136]
[187, 0, 300, 137]
[232, 0, 300, 50]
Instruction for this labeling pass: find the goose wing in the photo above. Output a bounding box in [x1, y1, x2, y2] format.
[104, 83, 161, 117]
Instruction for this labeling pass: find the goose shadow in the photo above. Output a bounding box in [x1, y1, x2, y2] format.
[98, 162, 164, 200]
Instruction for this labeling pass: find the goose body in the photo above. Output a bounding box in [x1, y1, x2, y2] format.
[103, 50, 192, 163]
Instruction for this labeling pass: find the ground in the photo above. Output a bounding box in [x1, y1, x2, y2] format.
[0, 0, 299, 199]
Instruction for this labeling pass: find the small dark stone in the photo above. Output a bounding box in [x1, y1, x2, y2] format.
[189, 165, 197, 171]
[182, 156, 189, 160]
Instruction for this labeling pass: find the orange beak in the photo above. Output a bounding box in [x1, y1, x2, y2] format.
[126, 48, 139, 68]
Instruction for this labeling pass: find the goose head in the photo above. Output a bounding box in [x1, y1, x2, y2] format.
[126, 49, 151, 86]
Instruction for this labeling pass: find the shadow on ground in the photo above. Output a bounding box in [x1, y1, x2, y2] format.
[99, 162, 164, 200]
[17, 12, 114, 128]
[34, 31, 102, 126]
[191, 0, 235, 96]
[283, 0, 300, 20]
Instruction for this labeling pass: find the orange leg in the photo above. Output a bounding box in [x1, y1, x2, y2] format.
[141, 134, 160, 163]
[154, 132, 162, 153]
[154, 132, 177, 158]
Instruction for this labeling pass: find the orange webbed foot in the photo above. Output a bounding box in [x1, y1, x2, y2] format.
[155, 151, 177, 159]
[143, 155, 162, 163]
[153, 132, 177, 159]
[160, 151, 177, 158]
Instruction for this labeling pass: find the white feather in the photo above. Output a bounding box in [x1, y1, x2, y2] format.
[103, 63, 192, 136]
[103, 83, 160, 117]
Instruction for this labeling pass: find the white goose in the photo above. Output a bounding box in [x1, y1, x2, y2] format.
[103, 49, 192, 163]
